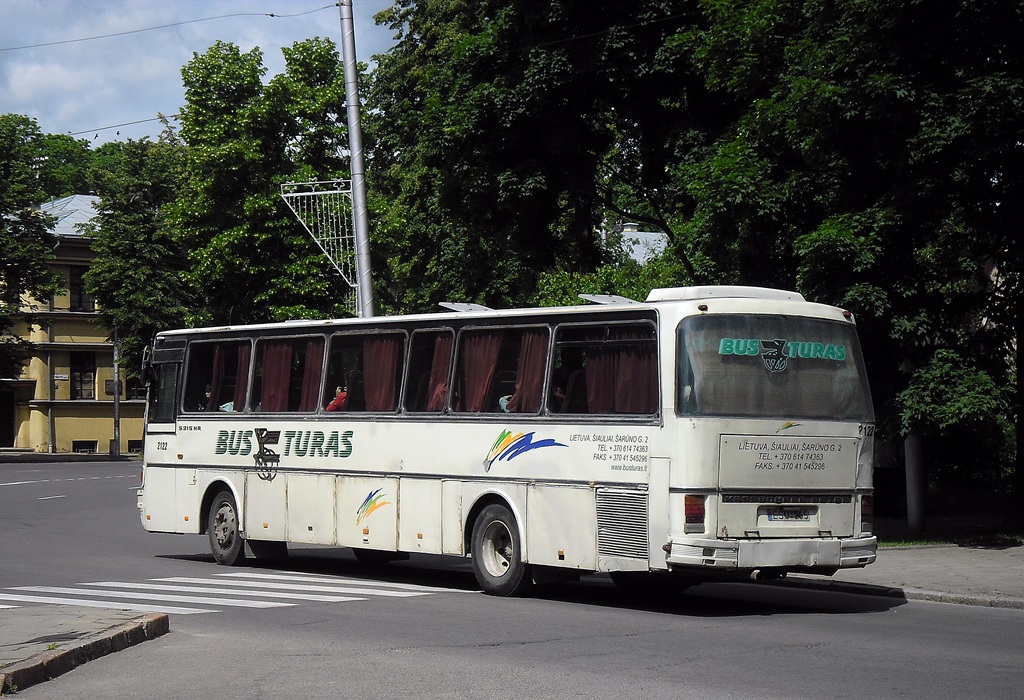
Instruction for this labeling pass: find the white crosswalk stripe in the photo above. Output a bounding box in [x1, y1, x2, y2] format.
[82, 581, 364, 603]
[0, 593, 212, 615]
[215, 572, 472, 593]
[159, 576, 428, 598]
[0, 570, 468, 616]
[10, 586, 294, 609]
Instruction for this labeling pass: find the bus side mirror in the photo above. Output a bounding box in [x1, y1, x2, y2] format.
[141, 345, 153, 386]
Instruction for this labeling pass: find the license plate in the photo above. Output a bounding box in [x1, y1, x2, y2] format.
[768, 507, 810, 522]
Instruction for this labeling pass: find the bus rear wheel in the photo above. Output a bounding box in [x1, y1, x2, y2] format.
[208, 490, 245, 566]
[471, 504, 531, 597]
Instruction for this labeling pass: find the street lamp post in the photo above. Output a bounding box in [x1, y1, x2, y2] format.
[337, 0, 374, 318]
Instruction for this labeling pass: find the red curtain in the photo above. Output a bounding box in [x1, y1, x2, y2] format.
[363, 335, 403, 411]
[260, 341, 292, 412]
[615, 340, 657, 413]
[458, 331, 502, 412]
[585, 332, 616, 414]
[506, 329, 548, 413]
[299, 339, 325, 412]
[233, 343, 251, 411]
[585, 328, 657, 414]
[206, 344, 224, 411]
[425, 334, 453, 412]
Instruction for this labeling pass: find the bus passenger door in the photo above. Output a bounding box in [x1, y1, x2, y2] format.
[139, 362, 180, 533]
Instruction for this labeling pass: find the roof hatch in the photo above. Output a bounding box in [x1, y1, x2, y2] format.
[645, 286, 805, 303]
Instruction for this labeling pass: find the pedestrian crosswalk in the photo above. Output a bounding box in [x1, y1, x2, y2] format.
[0, 570, 471, 615]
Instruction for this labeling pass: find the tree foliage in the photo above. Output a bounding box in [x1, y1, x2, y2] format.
[365, 0, 1022, 501]
[83, 137, 190, 375]
[169, 38, 352, 326]
[0, 115, 63, 378]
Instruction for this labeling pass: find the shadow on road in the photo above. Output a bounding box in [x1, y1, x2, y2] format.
[155, 547, 906, 617]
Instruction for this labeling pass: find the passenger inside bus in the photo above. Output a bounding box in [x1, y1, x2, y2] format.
[325, 385, 348, 412]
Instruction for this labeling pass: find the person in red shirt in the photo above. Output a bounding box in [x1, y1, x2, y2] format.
[326, 385, 348, 412]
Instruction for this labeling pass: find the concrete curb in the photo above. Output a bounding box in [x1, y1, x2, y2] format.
[0, 614, 168, 695]
[773, 577, 1024, 610]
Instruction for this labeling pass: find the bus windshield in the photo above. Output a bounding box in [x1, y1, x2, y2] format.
[677, 314, 873, 421]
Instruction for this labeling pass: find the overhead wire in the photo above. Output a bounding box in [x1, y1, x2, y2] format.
[0, 5, 336, 52]
[1, 3, 337, 137]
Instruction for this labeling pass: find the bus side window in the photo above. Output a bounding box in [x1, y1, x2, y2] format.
[550, 323, 657, 415]
[149, 364, 179, 423]
[181, 340, 252, 412]
[453, 327, 547, 414]
[252, 336, 324, 412]
[325, 332, 405, 413]
[404, 330, 453, 413]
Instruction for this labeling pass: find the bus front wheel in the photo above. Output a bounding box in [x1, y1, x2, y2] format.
[208, 490, 245, 566]
[471, 504, 531, 597]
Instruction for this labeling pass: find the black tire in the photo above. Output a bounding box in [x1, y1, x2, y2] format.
[208, 490, 245, 566]
[247, 539, 288, 560]
[471, 504, 531, 596]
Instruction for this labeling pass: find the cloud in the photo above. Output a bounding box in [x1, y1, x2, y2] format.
[0, 0, 396, 143]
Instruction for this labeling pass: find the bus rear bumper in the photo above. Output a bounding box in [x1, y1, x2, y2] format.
[665, 535, 877, 573]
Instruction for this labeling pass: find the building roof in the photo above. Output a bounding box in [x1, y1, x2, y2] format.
[38, 195, 100, 238]
[618, 224, 668, 263]
[622, 230, 668, 263]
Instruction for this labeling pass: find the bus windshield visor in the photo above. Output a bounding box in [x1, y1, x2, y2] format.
[677, 314, 873, 421]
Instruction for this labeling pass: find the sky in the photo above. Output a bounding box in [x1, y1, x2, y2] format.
[0, 0, 398, 144]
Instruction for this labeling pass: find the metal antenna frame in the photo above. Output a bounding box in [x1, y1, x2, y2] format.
[281, 179, 358, 315]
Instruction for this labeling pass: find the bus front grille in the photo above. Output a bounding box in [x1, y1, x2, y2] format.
[596, 489, 648, 559]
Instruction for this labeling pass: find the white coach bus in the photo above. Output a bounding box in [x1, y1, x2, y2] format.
[138, 286, 876, 596]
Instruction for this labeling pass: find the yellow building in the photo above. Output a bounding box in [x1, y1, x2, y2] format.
[0, 195, 145, 454]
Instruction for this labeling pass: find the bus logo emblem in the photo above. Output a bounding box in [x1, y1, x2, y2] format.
[484, 430, 567, 472]
[760, 339, 789, 373]
[356, 488, 390, 525]
[253, 428, 281, 481]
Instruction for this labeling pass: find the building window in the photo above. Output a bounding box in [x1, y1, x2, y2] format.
[69, 267, 95, 312]
[125, 377, 146, 400]
[70, 352, 96, 400]
[72, 440, 97, 453]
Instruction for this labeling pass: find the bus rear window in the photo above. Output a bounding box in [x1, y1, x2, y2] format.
[677, 315, 873, 421]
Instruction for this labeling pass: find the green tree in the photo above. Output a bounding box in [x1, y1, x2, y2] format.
[83, 137, 190, 375]
[675, 0, 1022, 511]
[366, 1, 1022, 518]
[170, 39, 352, 326]
[369, 0, 651, 311]
[34, 132, 94, 197]
[0, 115, 63, 377]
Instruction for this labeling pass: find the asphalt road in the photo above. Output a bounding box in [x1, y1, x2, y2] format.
[2, 461, 1022, 699]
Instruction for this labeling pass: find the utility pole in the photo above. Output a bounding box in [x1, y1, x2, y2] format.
[338, 0, 374, 318]
[111, 326, 121, 458]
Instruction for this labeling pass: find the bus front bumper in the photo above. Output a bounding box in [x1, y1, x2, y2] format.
[665, 535, 877, 573]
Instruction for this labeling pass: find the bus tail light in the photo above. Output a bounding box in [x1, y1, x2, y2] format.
[684, 495, 705, 534]
[861, 495, 873, 534]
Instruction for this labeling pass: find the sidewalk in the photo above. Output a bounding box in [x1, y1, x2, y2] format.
[0, 609, 167, 694]
[0, 449, 138, 463]
[3, 544, 1022, 694]
[779, 542, 1024, 608]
